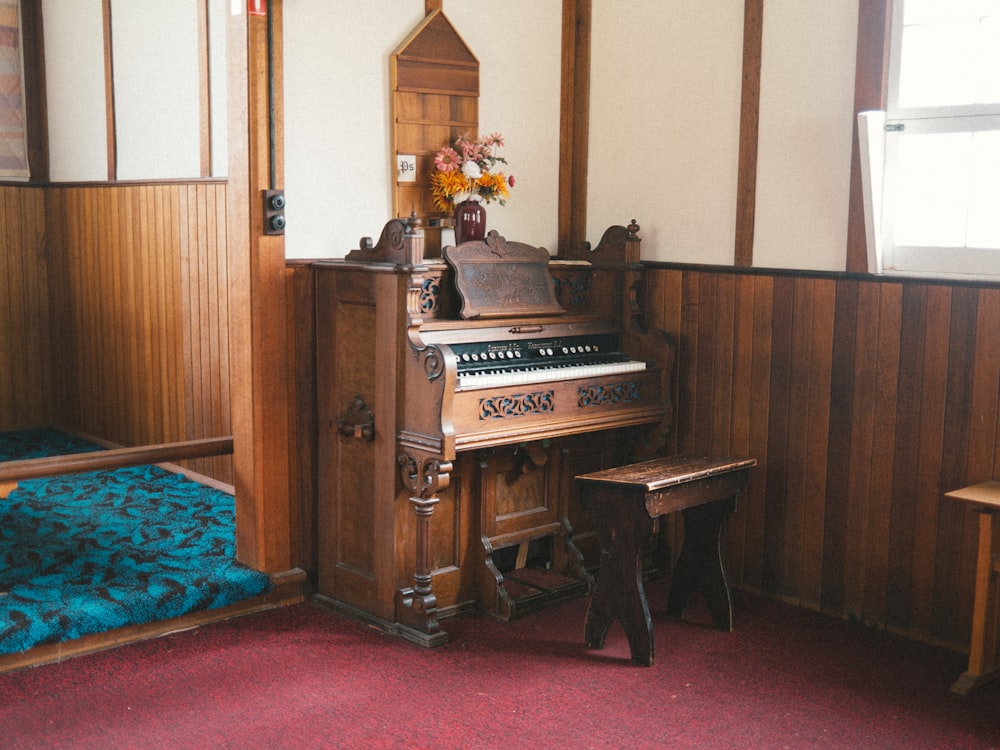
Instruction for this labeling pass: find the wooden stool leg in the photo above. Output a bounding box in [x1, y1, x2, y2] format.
[584, 490, 656, 666]
[666, 496, 737, 631]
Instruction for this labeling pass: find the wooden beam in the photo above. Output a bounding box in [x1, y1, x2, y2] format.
[846, 0, 892, 273]
[0, 437, 234, 486]
[197, 0, 212, 177]
[102, 0, 116, 180]
[558, 0, 591, 255]
[734, 0, 763, 267]
[233, 0, 292, 573]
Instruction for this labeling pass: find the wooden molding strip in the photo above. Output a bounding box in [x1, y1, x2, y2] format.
[102, 0, 116, 180]
[558, 0, 591, 255]
[0, 437, 234, 486]
[734, 0, 763, 267]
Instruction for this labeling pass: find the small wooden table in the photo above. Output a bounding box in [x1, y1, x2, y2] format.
[577, 455, 755, 666]
[945, 481, 1000, 695]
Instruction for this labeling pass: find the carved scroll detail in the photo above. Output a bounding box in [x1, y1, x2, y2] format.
[346, 214, 423, 265]
[578, 382, 641, 408]
[479, 391, 555, 420]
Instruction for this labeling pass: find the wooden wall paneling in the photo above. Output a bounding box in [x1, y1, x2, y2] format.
[842, 280, 881, 619]
[0, 190, 17, 424]
[180, 185, 197, 458]
[625, 266, 1000, 647]
[0, 188, 49, 429]
[963, 288, 1000, 640]
[207, 184, 228, 482]
[820, 279, 859, 614]
[931, 287, 980, 638]
[800, 278, 835, 606]
[694, 273, 719, 456]
[886, 283, 928, 628]
[861, 280, 902, 624]
[967, 289, 1000, 485]
[676, 271, 700, 456]
[656, 268, 684, 457]
[739, 274, 773, 593]
[284, 262, 318, 580]
[723, 273, 757, 584]
[710, 273, 736, 456]
[25, 187, 51, 425]
[910, 285, 951, 634]
[780, 278, 815, 602]
[762, 275, 794, 596]
[40, 183, 233, 485]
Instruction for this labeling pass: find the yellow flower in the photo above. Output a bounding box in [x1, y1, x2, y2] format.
[431, 171, 472, 211]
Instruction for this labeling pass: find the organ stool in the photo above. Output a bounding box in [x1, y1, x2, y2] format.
[577, 455, 756, 666]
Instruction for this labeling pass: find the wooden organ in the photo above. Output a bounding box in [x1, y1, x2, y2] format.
[313, 218, 674, 646]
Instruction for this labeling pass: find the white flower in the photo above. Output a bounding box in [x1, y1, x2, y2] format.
[461, 160, 482, 180]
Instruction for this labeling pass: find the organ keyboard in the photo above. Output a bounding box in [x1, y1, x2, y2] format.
[453, 332, 647, 390]
[314, 219, 674, 646]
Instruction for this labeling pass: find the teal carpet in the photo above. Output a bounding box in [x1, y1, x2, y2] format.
[0, 429, 271, 655]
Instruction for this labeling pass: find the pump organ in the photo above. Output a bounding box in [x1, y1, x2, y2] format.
[313, 219, 674, 645]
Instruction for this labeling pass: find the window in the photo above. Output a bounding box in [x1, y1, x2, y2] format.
[860, 0, 1000, 280]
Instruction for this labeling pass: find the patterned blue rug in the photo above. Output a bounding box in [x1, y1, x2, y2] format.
[0, 429, 271, 655]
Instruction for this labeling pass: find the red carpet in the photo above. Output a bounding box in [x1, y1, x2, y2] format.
[0, 582, 997, 749]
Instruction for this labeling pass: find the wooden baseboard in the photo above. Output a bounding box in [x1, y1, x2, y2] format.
[0, 568, 307, 675]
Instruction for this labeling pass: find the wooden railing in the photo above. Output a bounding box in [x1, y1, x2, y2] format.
[0, 437, 234, 498]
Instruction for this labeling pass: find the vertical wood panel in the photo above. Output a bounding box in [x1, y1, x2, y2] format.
[800, 278, 835, 605]
[41, 182, 232, 485]
[931, 287, 979, 638]
[843, 280, 881, 619]
[862, 281, 902, 624]
[911, 286, 951, 632]
[648, 265, 1000, 649]
[0, 187, 50, 429]
[763, 276, 794, 595]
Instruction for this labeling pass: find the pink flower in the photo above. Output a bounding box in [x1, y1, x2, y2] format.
[508, 175, 516, 188]
[434, 147, 460, 172]
[487, 133, 505, 147]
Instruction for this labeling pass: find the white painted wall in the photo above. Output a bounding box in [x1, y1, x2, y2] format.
[282, 0, 562, 259]
[43, 0, 108, 182]
[753, 0, 860, 272]
[43, 0, 227, 182]
[112, 0, 201, 180]
[41, 1, 861, 271]
[588, 0, 745, 264]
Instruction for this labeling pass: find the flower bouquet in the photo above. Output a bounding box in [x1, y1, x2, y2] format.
[430, 133, 515, 211]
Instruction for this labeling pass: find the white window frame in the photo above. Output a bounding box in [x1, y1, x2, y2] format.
[860, 0, 1000, 282]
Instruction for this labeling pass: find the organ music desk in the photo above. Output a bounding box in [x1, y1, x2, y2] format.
[313, 218, 674, 646]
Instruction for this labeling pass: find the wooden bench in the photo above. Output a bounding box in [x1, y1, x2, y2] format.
[945, 481, 1000, 695]
[577, 455, 756, 666]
